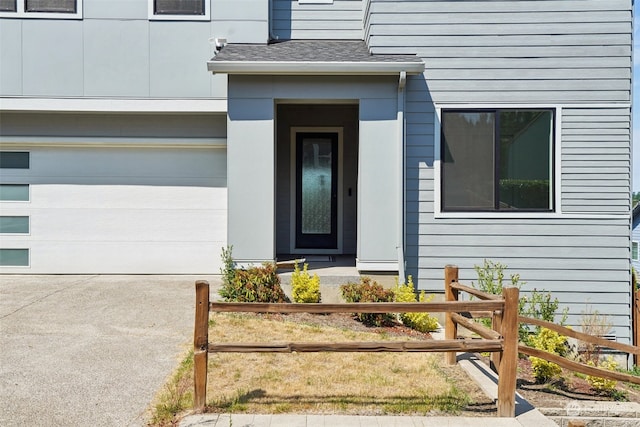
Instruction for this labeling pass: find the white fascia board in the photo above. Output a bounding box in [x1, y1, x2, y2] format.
[207, 61, 425, 75]
[0, 98, 227, 113]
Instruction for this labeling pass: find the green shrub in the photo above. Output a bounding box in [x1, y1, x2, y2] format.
[586, 356, 619, 394]
[472, 260, 522, 328]
[473, 259, 522, 296]
[529, 327, 567, 383]
[340, 277, 394, 326]
[220, 262, 290, 303]
[220, 245, 236, 289]
[291, 262, 321, 303]
[519, 288, 568, 345]
[472, 259, 567, 345]
[393, 276, 439, 332]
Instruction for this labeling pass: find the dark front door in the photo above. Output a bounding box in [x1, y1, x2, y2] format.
[295, 132, 338, 249]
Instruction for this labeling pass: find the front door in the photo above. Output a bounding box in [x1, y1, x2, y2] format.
[295, 131, 338, 249]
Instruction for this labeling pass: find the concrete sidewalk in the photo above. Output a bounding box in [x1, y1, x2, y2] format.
[0, 274, 220, 427]
[179, 413, 545, 426]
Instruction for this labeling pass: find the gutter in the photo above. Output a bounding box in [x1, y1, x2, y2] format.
[207, 61, 425, 76]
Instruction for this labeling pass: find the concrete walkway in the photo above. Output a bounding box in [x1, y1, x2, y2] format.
[0, 275, 219, 427]
[179, 413, 546, 426]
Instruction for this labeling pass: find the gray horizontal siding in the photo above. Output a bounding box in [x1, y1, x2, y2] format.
[368, 0, 631, 104]
[561, 108, 631, 213]
[386, 1, 632, 341]
[272, 0, 363, 40]
[407, 211, 632, 338]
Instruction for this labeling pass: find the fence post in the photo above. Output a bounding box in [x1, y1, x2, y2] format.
[194, 280, 210, 412]
[444, 265, 459, 365]
[491, 309, 502, 372]
[497, 286, 519, 417]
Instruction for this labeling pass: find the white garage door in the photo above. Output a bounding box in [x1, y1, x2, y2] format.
[0, 147, 227, 274]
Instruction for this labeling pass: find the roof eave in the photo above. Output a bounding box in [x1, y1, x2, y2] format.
[207, 61, 425, 75]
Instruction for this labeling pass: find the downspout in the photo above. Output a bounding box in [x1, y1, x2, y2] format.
[397, 71, 407, 284]
[268, 0, 279, 42]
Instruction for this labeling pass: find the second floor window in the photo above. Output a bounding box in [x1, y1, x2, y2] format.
[154, 0, 205, 16]
[149, 0, 209, 20]
[0, 0, 79, 17]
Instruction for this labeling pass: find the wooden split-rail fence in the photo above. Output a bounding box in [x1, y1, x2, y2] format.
[193, 265, 640, 418]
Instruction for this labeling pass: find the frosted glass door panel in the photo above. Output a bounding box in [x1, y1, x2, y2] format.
[295, 132, 338, 249]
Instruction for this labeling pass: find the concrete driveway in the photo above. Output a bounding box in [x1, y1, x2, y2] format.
[0, 275, 220, 427]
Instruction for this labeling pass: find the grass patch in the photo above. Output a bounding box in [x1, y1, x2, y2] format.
[148, 313, 482, 425]
[149, 350, 194, 426]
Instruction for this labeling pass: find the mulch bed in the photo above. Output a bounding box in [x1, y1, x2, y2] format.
[514, 356, 640, 408]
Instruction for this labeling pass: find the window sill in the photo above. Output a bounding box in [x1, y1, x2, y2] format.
[434, 211, 628, 220]
[0, 11, 82, 19]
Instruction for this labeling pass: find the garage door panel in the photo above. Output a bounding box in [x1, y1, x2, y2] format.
[30, 207, 226, 242]
[0, 146, 228, 274]
[30, 185, 226, 210]
[30, 148, 227, 185]
[31, 241, 224, 274]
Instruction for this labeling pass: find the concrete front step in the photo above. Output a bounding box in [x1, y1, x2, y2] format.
[539, 401, 640, 427]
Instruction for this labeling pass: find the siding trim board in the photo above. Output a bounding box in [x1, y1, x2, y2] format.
[0, 137, 227, 149]
[0, 98, 227, 113]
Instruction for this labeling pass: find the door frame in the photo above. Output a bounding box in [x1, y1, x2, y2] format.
[289, 126, 344, 254]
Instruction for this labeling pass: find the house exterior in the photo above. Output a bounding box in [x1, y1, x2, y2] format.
[0, 1, 633, 346]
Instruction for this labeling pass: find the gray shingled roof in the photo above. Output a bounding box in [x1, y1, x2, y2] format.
[212, 40, 423, 63]
[208, 40, 425, 75]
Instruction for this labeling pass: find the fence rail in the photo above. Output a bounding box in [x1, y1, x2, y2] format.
[193, 265, 640, 418]
[193, 268, 518, 417]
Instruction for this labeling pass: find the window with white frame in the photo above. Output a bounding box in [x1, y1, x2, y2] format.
[149, 0, 209, 20]
[0, 0, 81, 18]
[440, 109, 554, 212]
[633, 241, 639, 261]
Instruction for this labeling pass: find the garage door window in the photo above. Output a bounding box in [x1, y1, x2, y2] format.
[0, 216, 29, 234]
[0, 184, 29, 201]
[0, 249, 29, 266]
[0, 152, 29, 169]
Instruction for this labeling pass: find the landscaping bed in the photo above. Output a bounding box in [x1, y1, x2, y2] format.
[514, 356, 640, 409]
